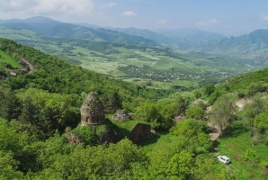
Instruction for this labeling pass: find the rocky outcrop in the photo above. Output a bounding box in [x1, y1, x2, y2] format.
[113, 110, 131, 122]
[128, 123, 151, 144]
[80, 92, 105, 126]
[174, 114, 185, 122]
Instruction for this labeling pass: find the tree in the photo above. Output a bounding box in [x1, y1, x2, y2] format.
[186, 106, 206, 121]
[209, 95, 236, 136]
[171, 119, 211, 154]
[19, 97, 39, 124]
[253, 110, 268, 131]
[136, 102, 163, 129]
[177, 95, 186, 116]
[0, 90, 21, 121]
[193, 89, 202, 99]
[105, 91, 122, 113]
[0, 151, 23, 180]
[203, 83, 215, 96]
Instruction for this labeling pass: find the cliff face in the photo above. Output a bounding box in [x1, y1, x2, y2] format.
[80, 92, 105, 125]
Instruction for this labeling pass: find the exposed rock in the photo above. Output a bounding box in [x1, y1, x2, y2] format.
[80, 92, 105, 126]
[67, 133, 80, 144]
[113, 110, 131, 122]
[128, 123, 151, 144]
[174, 114, 185, 122]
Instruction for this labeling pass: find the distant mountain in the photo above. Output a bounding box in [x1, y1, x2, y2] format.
[109, 27, 190, 49]
[155, 28, 225, 47]
[110, 27, 225, 50]
[75, 23, 100, 29]
[0, 16, 160, 47]
[215, 29, 268, 50]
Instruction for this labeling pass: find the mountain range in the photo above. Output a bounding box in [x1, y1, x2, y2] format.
[1, 16, 268, 71]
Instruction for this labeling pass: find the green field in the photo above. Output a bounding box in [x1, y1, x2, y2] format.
[218, 129, 268, 179]
[0, 50, 19, 69]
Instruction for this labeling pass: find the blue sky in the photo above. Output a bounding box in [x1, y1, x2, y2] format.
[1, 0, 268, 35]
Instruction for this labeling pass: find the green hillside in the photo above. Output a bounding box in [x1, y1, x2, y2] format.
[0, 21, 259, 90]
[1, 38, 268, 179]
[0, 38, 238, 179]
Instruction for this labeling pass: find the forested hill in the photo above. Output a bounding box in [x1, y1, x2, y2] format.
[0, 16, 159, 47]
[0, 38, 170, 100]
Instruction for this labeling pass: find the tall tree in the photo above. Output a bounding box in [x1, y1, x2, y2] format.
[209, 95, 236, 136]
[0, 90, 21, 121]
[177, 95, 186, 116]
[106, 91, 122, 113]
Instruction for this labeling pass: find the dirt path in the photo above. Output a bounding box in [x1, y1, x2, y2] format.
[235, 98, 251, 111]
[20, 56, 35, 73]
[208, 122, 221, 141]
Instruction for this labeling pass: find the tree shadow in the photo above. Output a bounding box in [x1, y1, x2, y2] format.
[138, 133, 160, 146]
[223, 121, 249, 137]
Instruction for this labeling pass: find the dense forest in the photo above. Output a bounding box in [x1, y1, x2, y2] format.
[1, 38, 268, 179]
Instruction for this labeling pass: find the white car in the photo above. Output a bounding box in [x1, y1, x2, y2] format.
[217, 156, 231, 164]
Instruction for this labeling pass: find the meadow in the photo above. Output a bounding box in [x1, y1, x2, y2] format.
[0, 50, 19, 69]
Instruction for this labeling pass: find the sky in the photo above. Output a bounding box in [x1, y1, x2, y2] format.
[1, 0, 268, 36]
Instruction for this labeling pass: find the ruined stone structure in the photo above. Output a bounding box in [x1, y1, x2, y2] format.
[128, 123, 151, 144]
[113, 110, 131, 122]
[80, 92, 105, 126]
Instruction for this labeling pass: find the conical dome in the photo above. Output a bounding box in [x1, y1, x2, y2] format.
[80, 92, 105, 125]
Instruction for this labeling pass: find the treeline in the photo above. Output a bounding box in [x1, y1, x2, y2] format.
[0, 38, 171, 100]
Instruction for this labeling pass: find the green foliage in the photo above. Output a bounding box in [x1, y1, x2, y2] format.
[244, 148, 261, 164]
[254, 110, 268, 131]
[104, 91, 122, 113]
[136, 101, 175, 130]
[203, 83, 215, 96]
[0, 89, 21, 121]
[218, 131, 268, 180]
[186, 105, 206, 121]
[71, 126, 96, 146]
[192, 155, 236, 180]
[193, 89, 202, 99]
[209, 94, 237, 135]
[0, 151, 23, 180]
[176, 95, 187, 115]
[171, 119, 211, 153]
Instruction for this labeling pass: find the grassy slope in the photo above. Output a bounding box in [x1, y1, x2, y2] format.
[218, 131, 268, 180]
[0, 50, 19, 68]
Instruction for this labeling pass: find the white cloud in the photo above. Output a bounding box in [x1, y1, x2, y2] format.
[0, 0, 94, 20]
[106, 2, 117, 8]
[157, 19, 168, 25]
[196, 18, 219, 26]
[261, 14, 268, 20]
[122, 10, 137, 16]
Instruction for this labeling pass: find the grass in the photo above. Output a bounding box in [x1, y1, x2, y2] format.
[107, 115, 149, 138]
[218, 128, 268, 180]
[140, 132, 177, 153]
[0, 50, 19, 68]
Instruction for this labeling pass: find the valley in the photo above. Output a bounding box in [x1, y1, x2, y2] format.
[1, 15, 268, 180]
[0, 17, 261, 90]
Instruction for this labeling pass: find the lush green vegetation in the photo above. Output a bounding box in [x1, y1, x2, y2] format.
[1, 38, 268, 179]
[0, 38, 232, 179]
[0, 50, 19, 69]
